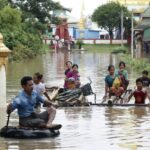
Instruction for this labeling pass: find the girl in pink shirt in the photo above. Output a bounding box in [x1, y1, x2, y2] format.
[66, 64, 81, 89]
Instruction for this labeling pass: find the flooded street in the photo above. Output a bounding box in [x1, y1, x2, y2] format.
[1, 50, 150, 150]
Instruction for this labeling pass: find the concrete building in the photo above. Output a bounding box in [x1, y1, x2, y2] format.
[134, 6, 150, 58]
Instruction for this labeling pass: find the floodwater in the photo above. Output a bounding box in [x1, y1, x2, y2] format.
[1, 50, 150, 150]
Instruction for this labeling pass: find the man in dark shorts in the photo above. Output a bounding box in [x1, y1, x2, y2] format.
[7, 76, 61, 130]
[128, 78, 150, 104]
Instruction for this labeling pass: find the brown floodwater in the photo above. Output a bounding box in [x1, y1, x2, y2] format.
[0, 50, 150, 150]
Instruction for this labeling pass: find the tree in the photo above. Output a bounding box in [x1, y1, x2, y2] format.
[92, 2, 131, 44]
[0, 6, 22, 29]
[0, 0, 8, 10]
[8, 0, 63, 23]
[0, 6, 42, 59]
[0, 5, 22, 49]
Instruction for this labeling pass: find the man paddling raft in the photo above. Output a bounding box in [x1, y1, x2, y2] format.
[7, 76, 62, 130]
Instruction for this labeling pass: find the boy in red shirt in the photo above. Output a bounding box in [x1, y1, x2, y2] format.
[128, 78, 150, 104]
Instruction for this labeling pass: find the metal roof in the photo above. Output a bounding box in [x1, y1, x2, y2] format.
[135, 6, 150, 30]
[135, 19, 150, 30]
[142, 6, 150, 18]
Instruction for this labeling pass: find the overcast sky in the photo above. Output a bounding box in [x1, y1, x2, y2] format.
[54, 0, 108, 19]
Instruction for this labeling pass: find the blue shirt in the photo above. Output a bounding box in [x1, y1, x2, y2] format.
[11, 90, 45, 117]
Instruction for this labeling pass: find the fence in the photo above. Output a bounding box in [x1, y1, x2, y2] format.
[43, 38, 127, 45]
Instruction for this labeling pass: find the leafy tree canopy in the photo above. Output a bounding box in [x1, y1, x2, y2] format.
[0, 0, 8, 10]
[8, 0, 63, 23]
[92, 2, 131, 39]
[0, 6, 22, 31]
[0, 6, 42, 57]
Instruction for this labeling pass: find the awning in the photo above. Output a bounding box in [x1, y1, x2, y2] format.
[143, 28, 150, 41]
[135, 19, 150, 30]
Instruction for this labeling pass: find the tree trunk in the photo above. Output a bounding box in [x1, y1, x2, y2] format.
[109, 30, 113, 44]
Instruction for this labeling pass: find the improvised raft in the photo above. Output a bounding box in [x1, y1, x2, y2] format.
[49, 79, 96, 107]
[0, 126, 60, 139]
[0, 80, 96, 139]
[0, 114, 61, 139]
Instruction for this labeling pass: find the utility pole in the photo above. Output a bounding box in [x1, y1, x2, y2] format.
[131, 11, 134, 58]
[121, 8, 124, 47]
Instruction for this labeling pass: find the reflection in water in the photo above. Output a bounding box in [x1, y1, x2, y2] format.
[0, 50, 150, 150]
[3, 139, 62, 150]
[105, 107, 150, 150]
[64, 107, 92, 120]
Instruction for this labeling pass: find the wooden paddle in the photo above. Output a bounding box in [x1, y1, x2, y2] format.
[6, 114, 10, 129]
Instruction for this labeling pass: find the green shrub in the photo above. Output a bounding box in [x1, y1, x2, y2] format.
[12, 44, 34, 61]
[76, 40, 84, 45]
[111, 46, 128, 54]
[121, 54, 150, 73]
[0, 6, 43, 61]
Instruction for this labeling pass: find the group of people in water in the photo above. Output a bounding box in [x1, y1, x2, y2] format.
[6, 60, 150, 130]
[104, 61, 150, 104]
[6, 61, 81, 130]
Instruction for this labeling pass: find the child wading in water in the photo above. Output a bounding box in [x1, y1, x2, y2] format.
[127, 78, 150, 104]
[140, 70, 150, 88]
[33, 72, 52, 109]
[33, 72, 51, 101]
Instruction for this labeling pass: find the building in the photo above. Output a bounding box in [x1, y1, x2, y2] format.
[112, 0, 150, 21]
[75, 29, 100, 39]
[134, 6, 150, 57]
[50, 0, 101, 40]
[112, 0, 150, 10]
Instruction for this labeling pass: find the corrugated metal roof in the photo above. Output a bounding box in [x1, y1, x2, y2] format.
[135, 19, 150, 30]
[142, 6, 150, 18]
